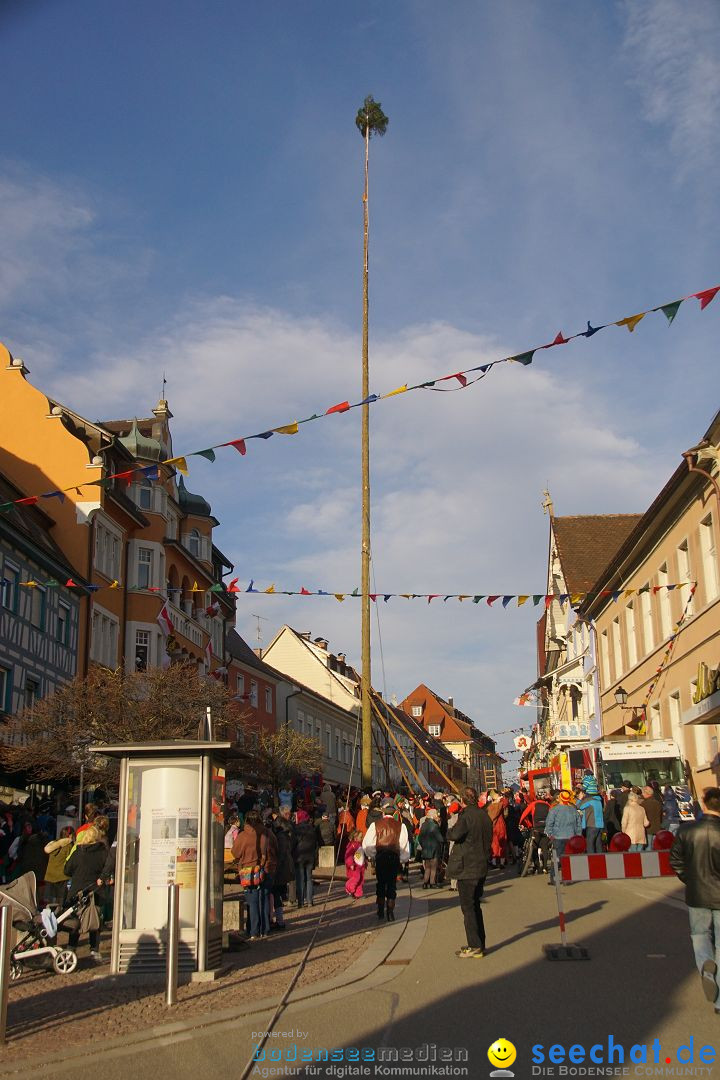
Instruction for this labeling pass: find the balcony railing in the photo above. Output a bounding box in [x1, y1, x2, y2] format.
[168, 599, 204, 648]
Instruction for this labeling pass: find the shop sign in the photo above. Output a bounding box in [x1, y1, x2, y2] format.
[599, 738, 677, 761]
[693, 661, 720, 704]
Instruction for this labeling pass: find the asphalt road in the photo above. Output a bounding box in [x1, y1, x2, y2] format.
[7, 867, 718, 1080]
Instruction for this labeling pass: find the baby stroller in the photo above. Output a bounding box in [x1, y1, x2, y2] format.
[0, 871, 89, 979]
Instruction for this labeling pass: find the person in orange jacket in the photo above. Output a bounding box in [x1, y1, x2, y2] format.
[336, 803, 355, 862]
[355, 795, 371, 837]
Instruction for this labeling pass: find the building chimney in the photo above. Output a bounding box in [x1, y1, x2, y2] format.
[314, 637, 328, 650]
[254, 648, 263, 659]
[447, 696, 454, 709]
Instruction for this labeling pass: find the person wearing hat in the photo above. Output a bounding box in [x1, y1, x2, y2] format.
[362, 798, 410, 921]
[577, 774, 605, 853]
[545, 791, 582, 884]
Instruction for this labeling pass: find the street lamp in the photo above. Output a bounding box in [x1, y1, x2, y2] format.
[613, 686, 646, 733]
[614, 686, 628, 707]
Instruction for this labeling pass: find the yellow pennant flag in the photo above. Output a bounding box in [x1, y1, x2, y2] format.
[517, 595, 530, 607]
[164, 456, 189, 476]
[616, 313, 645, 333]
[21, 580, 37, 587]
[457, 595, 470, 602]
[274, 422, 299, 435]
[400, 593, 412, 599]
[334, 594, 345, 602]
[624, 589, 635, 598]
[110, 580, 120, 589]
[264, 584, 275, 594]
[571, 593, 584, 605]
[191, 580, 201, 592]
[382, 385, 408, 398]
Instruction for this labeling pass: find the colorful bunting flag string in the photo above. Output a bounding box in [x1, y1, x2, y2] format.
[643, 584, 697, 709]
[1, 283, 717, 515]
[11, 578, 693, 605]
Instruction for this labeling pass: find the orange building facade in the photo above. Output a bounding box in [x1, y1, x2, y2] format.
[0, 344, 235, 683]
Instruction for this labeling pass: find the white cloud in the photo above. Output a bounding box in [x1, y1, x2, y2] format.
[622, 0, 720, 174]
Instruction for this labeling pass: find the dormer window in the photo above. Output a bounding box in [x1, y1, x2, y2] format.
[428, 723, 441, 737]
[411, 705, 422, 717]
[188, 529, 201, 558]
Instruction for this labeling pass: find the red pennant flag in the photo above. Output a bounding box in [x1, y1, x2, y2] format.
[544, 596, 553, 608]
[543, 331, 569, 348]
[222, 439, 247, 455]
[369, 594, 377, 602]
[326, 401, 350, 415]
[427, 594, 440, 603]
[16, 496, 39, 506]
[65, 578, 78, 588]
[486, 595, 501, 606]
[300, 587, 311, 595]
[227, 577, 240, 593]
[695, 286, 720, 310]
[653, 585, 662, 594]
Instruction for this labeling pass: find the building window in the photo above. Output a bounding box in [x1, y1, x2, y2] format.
[677, 540, 693, 616]
[700, 515, 719, 603]
[658, 564, 672, 639]
[30, 587, 46, 631]
[135, 629, 151, 671]
[135, 479, 153, 510]
[411, 705, 422, 717]
[137, 548, 153, 589]
[236, 674, 245, 697]
[648, 702, 662, 740]
[24, 677, 40, 712]
[56, 602, 70, 645]
[264, 686, 272, 713]
[336, 733, 341, 760]
[94, 521, 122, 581]
[625, 602, 637, 669]
[600, 630, 610, 687]
[344, 742, 350, 765]
[1, 564, 18, 612]
[612, 617, 622, 682]
[91, 608, 119, 668]
[326, 728, 332, 756]
[0, 667, 11, 713]
[249, 680, 258, 708]
[297, 709, 304, 734]
[428, 724, 441, 737]
[188, 529, 201, 559]
[640, 586, 653, 655]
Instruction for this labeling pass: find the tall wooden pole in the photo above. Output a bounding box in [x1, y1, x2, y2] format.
[361, 116, 372, 788]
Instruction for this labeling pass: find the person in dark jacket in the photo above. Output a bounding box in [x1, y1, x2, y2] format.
[641, 786, 663, 850]
[293, 810, 317, 907]
[63, 826, 107, 963]
[418, 809, 443, 888]
[271, 809, 295, 930]
[447, 787, 493, 958]
[670, 786, 720, 1012]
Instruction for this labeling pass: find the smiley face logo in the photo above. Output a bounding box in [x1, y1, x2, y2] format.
[488, 1039, 516, 1074]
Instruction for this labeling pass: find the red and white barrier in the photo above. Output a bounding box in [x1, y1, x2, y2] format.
[560, 850, 674, 882]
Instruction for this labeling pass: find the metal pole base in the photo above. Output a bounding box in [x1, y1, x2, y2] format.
[544, 943, 590, 961]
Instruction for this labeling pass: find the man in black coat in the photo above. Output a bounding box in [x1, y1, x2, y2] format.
[670, 786, 720, 1012]
[447, 787, 493, 958]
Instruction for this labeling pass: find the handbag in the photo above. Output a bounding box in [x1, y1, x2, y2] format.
[239, 864, 266, 889]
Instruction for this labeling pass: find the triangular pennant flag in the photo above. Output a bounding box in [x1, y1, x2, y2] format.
[264, 584, 275, 594]
[16, 496, 39, 506]
[357, 394, 379, 406]
[193, 448, 216, 463]
[695, 286, 720, 310]
[249, 431, 274, 440]
[501, 596, 514, 608]
[369, 594, 377, 602]
[418, 380, 436, 388]
[352, 588, 359, 596]
[228, 578, 240, 593]
[543, 331, 569, 348]
[383, 594, 391, 602]
[638, 584, 650, 593]
[472, 595, 484, 604]
[666, 583, 677, 591]
[139, 464, 160, 480]
[427, 594, 439, 603]
[326, 401, 350, 414]
[164, 457, 189, 476]
[611, 591, 622, 602]
[438, 372, 468, 386]
[335, 594, 345, 602]
[246, 580, 257, 592]
[400, 594, 412, 599]
[382, 385, 408, 399]
[209, 583, 223, 593]
[21, 580, 38, 587]
[191, 581, 201, 592]
[558, 594, 569, 604]
[486, 595, 500, 606]
[222, 439, 247, 455]
[660, 301, 682, 326]
[545, 596, 553, 608]
[571, 593, 584, 605]
[87, 584, 101, 592]
[46, 579, 60, 588]
[274, 422, 299, 435]
[581, 322, 602, 337]
[300, 587, 311, 595]
[517, 595, 529, 607]
[616, 313, 645, 332]
[41, 490, 66, 503]
[479, 364, 491, 373]
[0, 502, 14, 513]
[65, 578, 78, 588]
[298, 414, 321, 424]
[510, 351, 534, 366]
[532, 595, 543, 606]
[458, 595, 470, 602]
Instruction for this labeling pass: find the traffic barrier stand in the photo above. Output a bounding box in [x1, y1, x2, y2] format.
[560, 849, 674, 882]
[544, 848, 590, 962]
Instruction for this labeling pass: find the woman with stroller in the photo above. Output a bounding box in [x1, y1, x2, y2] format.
[43, 825, 75, 909]
[63, 825, 109, 964]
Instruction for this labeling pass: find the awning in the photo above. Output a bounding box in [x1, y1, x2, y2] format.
[683, 688, 720, 726]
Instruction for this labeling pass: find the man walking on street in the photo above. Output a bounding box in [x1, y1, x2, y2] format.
[670, 786, 720, 1013]
[447, 787, 493, 958]
[362, 798, 410, 921]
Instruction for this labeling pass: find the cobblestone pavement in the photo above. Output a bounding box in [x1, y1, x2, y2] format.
[2, 879, 378, 1062]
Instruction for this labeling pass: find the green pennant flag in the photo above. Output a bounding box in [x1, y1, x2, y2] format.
[194, 449, 216, 463]
[510, 350, 534, 366]
[660, 300, 682, 326]
[532, 595, 543, 605]
[46, 579, 60, 588]
[472, 595, 485, 604]
[209, 583, 224, 592]
[0, 502, 14, 513]
[351, 588, 359, 596]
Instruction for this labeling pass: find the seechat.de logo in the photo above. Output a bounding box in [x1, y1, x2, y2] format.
[488, 1038, 516, 1077]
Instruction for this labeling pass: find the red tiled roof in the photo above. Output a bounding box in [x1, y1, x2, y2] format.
[553, 514, 643, 593]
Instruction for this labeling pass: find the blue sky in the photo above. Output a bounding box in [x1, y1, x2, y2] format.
[2, 1, 719, 768]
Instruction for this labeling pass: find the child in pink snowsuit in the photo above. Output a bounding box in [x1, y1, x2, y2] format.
[344, 829, 365, 899]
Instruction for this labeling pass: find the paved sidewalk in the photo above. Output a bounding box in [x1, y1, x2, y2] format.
[1, 878, 380, 1065]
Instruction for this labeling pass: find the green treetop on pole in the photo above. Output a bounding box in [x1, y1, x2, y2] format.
[355, 95, 389, 139]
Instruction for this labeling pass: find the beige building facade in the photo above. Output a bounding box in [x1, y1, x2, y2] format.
[579, 410, 720, 794]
